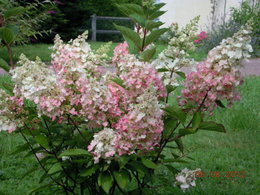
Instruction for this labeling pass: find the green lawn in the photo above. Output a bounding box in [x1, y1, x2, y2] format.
[0, 42, 207, 63]
[0, 76, 259, 195]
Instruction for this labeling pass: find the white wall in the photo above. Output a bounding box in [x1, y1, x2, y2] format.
[213, 0, 243, 25]
[159, 0, 243, 30]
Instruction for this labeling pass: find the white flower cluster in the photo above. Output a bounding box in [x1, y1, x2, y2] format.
[12, 55, 58, 100]
[153, 16, 200, 86]
[175, 168, 201, 192]
[0, 90, 22, 132]
[207, 23, 253, 73]
[11, 55, 64, 118]
[87, 128, 116, 163]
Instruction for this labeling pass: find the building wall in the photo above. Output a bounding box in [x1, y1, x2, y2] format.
[212, 0, 243, 25]
[159, 0, 243, 30]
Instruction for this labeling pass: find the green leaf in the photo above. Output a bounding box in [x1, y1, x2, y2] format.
[175, 138, 184, 153]
[163, 118, 178, 138]
[0, 58, 10, 72]
[166, 85, 177, 94]
[118, 155, 130, 169]
[145, 20, 164, 30]
[157, 68, 169, 72]
[165, 165, 178, 174]
[59, 148, 90, 157]
[149, 11, 166, 20]
[11, 143, 29, 155]
[128, 161, 147, 176]
[164, 105, 186, 124]
[153, 3, 166, 11]
[35, 135, 50, 149]
[113, 170, 130, 190]
[80, 165, 99, 177]
[129, 13, 146, 27]
[192, 112, 202, 129]
[140, 47, 156, 61]
[175, 71, 186, 79]
[4, 7, 25, 19]
[111, 77, 126, 88]
[141, 158, 157, 169]
[114, 24, 141, 50]
[145, 28, 168, 47]
[171, 152, 180, 159]
[116, 3, 144, 17]
[199, 121, 226, 133]
[0, 27, 16, 44]
[98, 172, 114, 194]
[48, 163, 62, 175]
[39, 172, 48, 184]
[215, 100, 226, 108]
[179, 128, 196, 135]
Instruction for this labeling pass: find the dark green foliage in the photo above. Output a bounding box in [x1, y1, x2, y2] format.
[115, 2, 167, 61]
[0, 0, 54, 68]
[1, 0, 53, 44]
[36, 0, 142, 42]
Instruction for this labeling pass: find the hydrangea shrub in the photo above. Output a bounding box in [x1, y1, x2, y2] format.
[0, 1, 253, 194]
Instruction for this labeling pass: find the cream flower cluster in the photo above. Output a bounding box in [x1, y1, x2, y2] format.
[11, 55, 64, 119]
[153, 16, 200, 86]
[0, 90, 23, 133]
[207, 24, 253, 71]
[88, 128, 117, 163]
[175, 168, 201, 191]
[179, 24, 253, 111]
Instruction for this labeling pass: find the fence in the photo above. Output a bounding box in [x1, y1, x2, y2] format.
[91, 14, 132, 41]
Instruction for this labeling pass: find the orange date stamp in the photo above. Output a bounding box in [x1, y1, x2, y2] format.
[195, 170, 246, 178]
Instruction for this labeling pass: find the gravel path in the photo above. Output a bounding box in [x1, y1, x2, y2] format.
[240, 58, 260, 76]
[181, 58, 260, 76]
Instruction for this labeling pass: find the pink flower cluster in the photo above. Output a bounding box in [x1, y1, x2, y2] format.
[119, 61, 166, 98]
[113, 43, 166, 98]
[194, 31, 207, 43]
[180, 26, 252, 111]
[12, 33, 165, 162]
[179, 61, 242, 111]
[112, 42, 129, 63]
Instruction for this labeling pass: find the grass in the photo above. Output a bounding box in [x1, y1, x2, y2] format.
[0, 75, 259, 195]
[0, 42, 207, 63]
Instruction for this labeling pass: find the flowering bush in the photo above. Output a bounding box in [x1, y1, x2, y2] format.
[194, 31, 208, 43]
[0, 2, 253, 194]
[153, 16, 200, 86]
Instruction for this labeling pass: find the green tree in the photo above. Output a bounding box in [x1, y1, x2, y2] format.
[43, 0, 142, 41]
